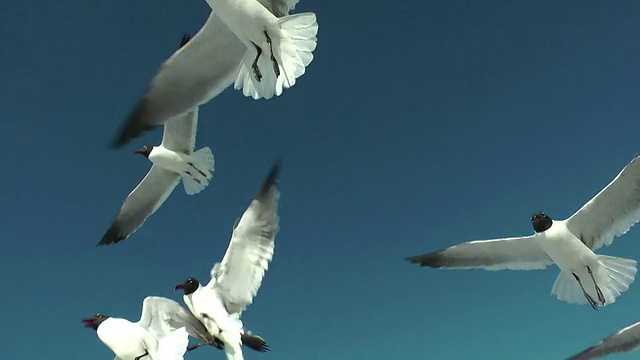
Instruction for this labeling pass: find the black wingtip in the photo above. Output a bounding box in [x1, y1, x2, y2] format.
[258, 159, 282, 198]
[110, 99, 156, 149]
[179, 33, 192, 49]
[241, 333, 270, 352]
[406, 251, 448, 268]
[97, 227, 127, 247]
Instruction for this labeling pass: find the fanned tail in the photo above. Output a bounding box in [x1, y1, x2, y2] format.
[181, 147, 215, 195]
[551, 256, 637, 307]
[595, 255, 637, 304]
[234, 12, 318, 99]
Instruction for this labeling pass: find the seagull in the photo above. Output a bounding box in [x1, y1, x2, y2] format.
[175, 160, 280, 360]
[204, 0, 318, 100]
[98, 106, 215, 246]
[82, 296, 191, 360]
[407, 155, 640, 310]
[567, 320, 640, 359]
[112, 0, 304, 148]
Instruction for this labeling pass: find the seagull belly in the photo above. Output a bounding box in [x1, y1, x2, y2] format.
[538, 228, 597, 272]
[149, 146, 189, 174]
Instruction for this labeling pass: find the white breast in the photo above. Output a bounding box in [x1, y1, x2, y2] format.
[537, 220, 596, 271]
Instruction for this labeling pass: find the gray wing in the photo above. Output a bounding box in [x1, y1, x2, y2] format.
[566, 156, 640, 251]
[137, 296, 217, 344]
[567, 321, 640, 360]
[208, 162, 280, 314]
[407, 235, 553, 271]
[98, 166, 180, 245]
[161, 108, 198, 154]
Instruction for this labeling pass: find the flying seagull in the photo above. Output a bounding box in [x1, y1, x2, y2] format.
[112, 0, 303, 148]
[98, 106, 215, 246]
[204, 0, 318, 100]
[567, 319, 640, 359]
[82, 296, 190, 360]
[407, 155, 640, 310]
[175, 160, 280, 360]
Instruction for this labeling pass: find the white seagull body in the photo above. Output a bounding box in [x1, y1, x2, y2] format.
[175, 161, 280, 360]
[112, 0, 304, 147]
[408, 155, 640, 310]
[204, 0, 318, 100]
[567, 319, 640, 359]
[99, 107, 215, 245]
[82, 297, 194, 360]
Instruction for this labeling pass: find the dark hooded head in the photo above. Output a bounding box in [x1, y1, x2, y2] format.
[531, 212, 553, 233]
[82, 314, 110, 331]
[175, 277, 200, 295]
[132, 145, 153, 158]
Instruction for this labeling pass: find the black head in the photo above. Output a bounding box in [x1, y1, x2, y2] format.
[81, 314, 110, 331]
[175, 278, 200, 295]
[132, 145, 153, 158]
[531, 212, 553, 233]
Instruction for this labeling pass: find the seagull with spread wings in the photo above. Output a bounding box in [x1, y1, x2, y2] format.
[112, 0, 305, 148]
[175, 161, 280, 360]
[408, 156, 640, 310]
[99, 104, 214, 246]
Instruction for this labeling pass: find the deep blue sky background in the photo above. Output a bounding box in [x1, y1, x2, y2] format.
[2, 1, 640, 359]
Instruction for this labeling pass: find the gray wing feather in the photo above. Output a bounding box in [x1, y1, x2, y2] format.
[112, 0, 301, 147]
[138, 296, 217, 344]
[567, 321, 640, 360]
[161, 108, 199, 154]
[566, 156, 640, 250]
[98, 166, 180, 245]
[209, 162, 280, 314]
[407, 235, 553, 271]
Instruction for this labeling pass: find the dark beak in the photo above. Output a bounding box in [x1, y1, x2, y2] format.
[175, 284, 185, 291]
[132, 149, 142, 154]
[81, 318, 94, 328]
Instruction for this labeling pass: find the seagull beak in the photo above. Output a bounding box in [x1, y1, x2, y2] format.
[174, 284, 185, 291]
[132, 149, 141, 154]
[81, 318, 94, 328]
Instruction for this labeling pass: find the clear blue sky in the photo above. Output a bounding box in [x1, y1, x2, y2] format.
[2, 1, 640, 359]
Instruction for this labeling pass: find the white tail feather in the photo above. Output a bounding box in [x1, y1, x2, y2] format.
[551, 271, 589, 305]
[596, 255, 637, 304]
[154, 327, 189, 360]
[551, 255, 637, 306]
[181, 147, 215, 195]
[234, 12, 318, 99]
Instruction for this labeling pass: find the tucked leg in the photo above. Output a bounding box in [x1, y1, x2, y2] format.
[264, 31, 281, 78]
[587, 266, 606, 305]
[188, 162, 208, 178]
[573, 273, 598, 311]
[134, 350, 149, 360]
[251, 43, 263, 82]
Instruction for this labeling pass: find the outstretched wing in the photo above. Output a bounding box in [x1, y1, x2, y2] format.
[137, 296, 217, 343]
[566, 156, 640, 251]
[567, 321, 640, 360]
[112, 0, 295, 147]
[407, 235, 553, 271]
[161, 108, 199, 154]
[208, 162, 281, 314]
[99, 167, 180, 245]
